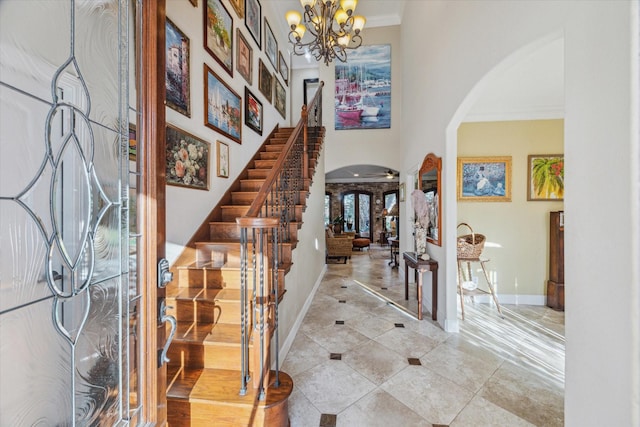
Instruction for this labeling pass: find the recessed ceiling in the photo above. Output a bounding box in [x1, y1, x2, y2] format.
[326, 165, 399, 183]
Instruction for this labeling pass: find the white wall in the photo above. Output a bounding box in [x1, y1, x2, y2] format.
[165, 1, 292, 261]
[401, 0, 639, 425]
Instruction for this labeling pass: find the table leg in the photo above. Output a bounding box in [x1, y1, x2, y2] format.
[480, 260, 504, 318]
[457, 260, 466, 320]
[404, 260, 409, 300]
[432, 268, 437, 321]
[417, 270, 423, 321]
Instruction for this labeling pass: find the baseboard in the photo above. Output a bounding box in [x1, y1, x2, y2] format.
[463, 293, 546, 305]
[277, 265, 327, 364]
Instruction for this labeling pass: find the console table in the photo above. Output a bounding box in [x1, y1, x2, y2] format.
[403, 252, 438, 321]
[388, 237, 399, 268]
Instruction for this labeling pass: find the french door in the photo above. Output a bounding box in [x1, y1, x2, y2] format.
[342, 190, 373, 236]
[0, 0, 166, 424]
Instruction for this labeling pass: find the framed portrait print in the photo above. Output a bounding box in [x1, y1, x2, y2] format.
[274, 77, 286, 119]
[457, 156, 512, 202]
[258, 59, 272, 103]
[245, 0, 261, 48]
[278, 51, 289, 86]
[204, 0, 233, 76]
[166, 18, 191, 117]
[217, 140, 229, 178]
[264, 18, 277, 69]
[236, 29, 252, 84]
[228, 0, 243, 18]
[204, 64, 242, 143]
[244, 87, 263, 135]
[166, 124, 210, 190]
[527, 154, 564, 201]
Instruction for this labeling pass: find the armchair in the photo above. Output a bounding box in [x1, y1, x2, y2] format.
[325, 229, 353, 263]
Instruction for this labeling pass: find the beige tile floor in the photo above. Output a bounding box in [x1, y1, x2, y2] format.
[283, 245, 565, 426]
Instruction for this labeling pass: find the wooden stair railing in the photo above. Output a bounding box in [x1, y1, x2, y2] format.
[236, 82, 325, 399]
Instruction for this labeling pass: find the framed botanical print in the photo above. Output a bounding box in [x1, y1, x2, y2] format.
[258, 59, 272, 103]
[278, 51, 289, 86]
[527, 154, 564, 201]
[217, 140, 229, 178]
[245, 0, 261, 48]
[457, 156, 512, 202]
[236, 29, 252, 85]
[204, 64, 242, 143]
[166, 124, 210, 190]
[244, 87, 263, 135]
[204, 0, 233, 76]
[264, 18, 277, 69]
[165, 18, 191, 117]
[274, 77, 286, 119]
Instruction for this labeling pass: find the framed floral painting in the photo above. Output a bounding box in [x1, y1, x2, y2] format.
[457, 156, 512, 202]
[204, 0, 233, 76]
[527, 154, 564, 201]
[166, 125, 210, 190]
[217, 140, 229, 178]
[204, 64, 242, 143]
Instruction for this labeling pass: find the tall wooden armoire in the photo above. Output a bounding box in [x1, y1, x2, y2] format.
[546, 211, 564, 311]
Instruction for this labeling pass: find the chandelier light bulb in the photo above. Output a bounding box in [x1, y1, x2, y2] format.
[334, 8, 348, 26]
[286, 10, 302, 29]
[340, 0, 357, 15]
[300, 0, 316, 10]
[352, 15, 366, 33]
[294, 24, 306, 40]
[337, 34, 350, 47]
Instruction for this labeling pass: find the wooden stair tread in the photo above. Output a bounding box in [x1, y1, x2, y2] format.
[177, 260, 292, 272]
[174, 321, 242, 346]
[167, 287, 241, 301]
[167, 366, 293, 408]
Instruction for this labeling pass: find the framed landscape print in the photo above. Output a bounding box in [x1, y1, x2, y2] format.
[236, 29, 252, 84]
[217, 140, 229, 178]
[166, 18, 191, 117]
[244, 87, 263, 135]
[527, 154, 564, 201]
[457, 156, 512, 202]
[204, 64, 242, 143]
[274, 77, 286, 119]
[166, 124, 210, 190]
[258, 59, 272, 103]
[265, 18, 277, 69]
[228, 0, 243, 18]
[204, 0, 233, 76]
[245, 0, 261, 48]
[278, 51, 289, 86]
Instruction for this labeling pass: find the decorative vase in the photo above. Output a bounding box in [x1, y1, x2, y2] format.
[415, 225, 427, 255]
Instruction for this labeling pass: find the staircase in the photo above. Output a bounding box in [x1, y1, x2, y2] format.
[165, 97, 324, 426]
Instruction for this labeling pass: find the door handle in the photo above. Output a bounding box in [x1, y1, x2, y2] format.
[158, 300, 177, 367]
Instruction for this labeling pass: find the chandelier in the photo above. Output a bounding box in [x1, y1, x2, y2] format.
[285, 0, 366, 66]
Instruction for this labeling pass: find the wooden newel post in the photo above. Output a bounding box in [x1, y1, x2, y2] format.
[302, 104, 309, 180]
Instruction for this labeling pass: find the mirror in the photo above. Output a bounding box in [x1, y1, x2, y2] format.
[418, 153, 442, 246]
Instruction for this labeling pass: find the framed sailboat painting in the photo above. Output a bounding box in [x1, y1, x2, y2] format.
[334, 44, 391, 130]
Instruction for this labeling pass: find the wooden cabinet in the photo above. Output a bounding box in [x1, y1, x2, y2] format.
[546, 211, 564, 311]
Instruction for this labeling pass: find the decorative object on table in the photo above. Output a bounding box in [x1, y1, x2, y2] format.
[456, 223, 485, 259]
[258, 59, 272, 103]
[166, 124, 210, 190]
[244, 87, 263, 135]
[411, 189, 429, 255]
[457, 156, 512, 202]
[245, 0, 261, 48]
[166, 18, 191, 117]
[236, 29, 253, 84]
[264, 18, 278, 69]
[334, 44, 391, 130]
[274, 77, 286, 119]
[279, 51, 289, 85]
[216, 140, 229, 178]
[527, 154, 564, 201]
[204, 64, 241, 143]
[204, 0, 234, 76]
[285, 0, 366, 65]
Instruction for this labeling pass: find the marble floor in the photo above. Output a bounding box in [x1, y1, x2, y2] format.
[282, 245, 565, 427]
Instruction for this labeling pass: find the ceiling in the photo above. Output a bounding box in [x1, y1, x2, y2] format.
[270, 1, 564, 181]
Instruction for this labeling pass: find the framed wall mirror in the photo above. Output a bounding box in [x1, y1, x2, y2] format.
[418, 153, 442, 246]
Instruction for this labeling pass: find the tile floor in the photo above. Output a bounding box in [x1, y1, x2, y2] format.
[283, 245, 565, 426]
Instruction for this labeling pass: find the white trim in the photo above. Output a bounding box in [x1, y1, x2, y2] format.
[443, 318, 458, 333]
[463, 106, 564, 123]
[277, 265, 327, 363]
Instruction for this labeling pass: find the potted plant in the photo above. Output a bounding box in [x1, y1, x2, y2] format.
[332, 215, 344, 234]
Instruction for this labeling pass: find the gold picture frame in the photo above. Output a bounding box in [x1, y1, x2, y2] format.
[217, 140, 229, 178]
[457, 156, 512, 202]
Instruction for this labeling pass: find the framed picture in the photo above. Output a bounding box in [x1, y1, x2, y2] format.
[303, 78, 319, 106]
[128, 124, 137, 161]
[527, 154, 564, 201]
[457, 156, 512, 202]
[264, 18, 277, 69]
[217, 140, 229, 178]
[236, 29, 253, 84]
[274, 77, 286, 119]
[258, 59, 272, 103]
[204, 0, 233, 76]
[204, 64, 242, 143]
[228, 0, 243, 18]
[244, 87, 263, 135]
[189, 0, 197, 6]
[166, 124, 210, 190]
[335, 44, 391, 130]
[278, 51, 289, 86]
[399, 182, 405, 202]
[166, 18, 191, 117]
[245, 0, 261, 49]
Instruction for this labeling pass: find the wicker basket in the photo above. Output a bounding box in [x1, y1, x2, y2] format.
[457, 223, 485, 259]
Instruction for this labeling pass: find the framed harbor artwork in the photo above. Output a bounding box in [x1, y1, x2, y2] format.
[334, 44, 391, 130]
[166, 18, 190, 117]
[204, 64, 241, 143]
